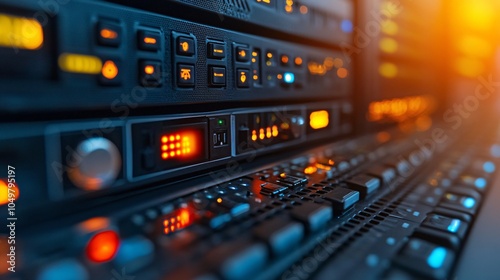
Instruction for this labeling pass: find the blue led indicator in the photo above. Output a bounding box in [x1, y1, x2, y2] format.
[427, 247, 447, 269]
[283, 72, 295, 84]
[447, 219, 461, 233]
[474, 177, 487, 189]
[483, 161, 495, 173]
[462, 197, 476, 208]
[341, 19, 353, 33]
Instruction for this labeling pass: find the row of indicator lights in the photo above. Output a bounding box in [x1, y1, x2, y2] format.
[163, 208, 191, 235]
[251, 125, 279, 141]
[161, 134, 193, 159]
[308, 57, 348, 78]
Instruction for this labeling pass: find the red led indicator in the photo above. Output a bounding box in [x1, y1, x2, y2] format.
[85, 230, 120, 263]
[160, 131, 198, 160]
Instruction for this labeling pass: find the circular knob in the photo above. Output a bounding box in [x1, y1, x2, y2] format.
[68, 137, 121, 191]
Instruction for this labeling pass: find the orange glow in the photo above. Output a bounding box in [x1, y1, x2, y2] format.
[144, 65, 155, 75]
[379, 62, 397, 78]
[160, 131, 199, 160]
[415, 115, 433, 131]
[376, 131, 391, 143]
[163, 208, 192, 235]
[457, 36, 492, 58]
[86, 230, 120, 263]
[101, 60, 118, 79]
[337, 68, 348, 78]
[0, 13, 44, 50]
[272, 125, 279, 137]
[144, 37, 157, 44]
[309, 110, 329, 130]
[266, 127, 272, 138]
[251, 130, 257, 141]
[294, 57, 303, 66]
[0, 179, 19, 205]
[79, 217, 110, 232]
[285, 5, 293, 13]
[300, 5, 308, 14]
[379, 37, 398, 53]
[308, 57, 338, 76]
[217, 198, 223, 203]
[304, 166, 317, 175]
[368, 95, 435, 123]
[453, 0, 495, 31]
[381, 19, 398, 35]
[454, 57, 484, 77]
[100, 29, 117, 40]
[281, 55, 289, 64]
[315, 163, 331, 171]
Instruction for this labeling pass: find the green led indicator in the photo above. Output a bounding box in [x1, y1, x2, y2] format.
[217, 119, 225, 125]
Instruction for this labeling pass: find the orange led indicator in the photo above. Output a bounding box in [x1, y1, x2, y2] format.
[300, 5, 308, 14]
[180, 41, 189, 52]
[310, 110, 330, 130]
[304, 166, 317, 174]
[240, 72, 247, 83]
[180, 68, 191, 80]
[143, 37, 157, 44]
[101, 60, 118, 79]
[251, 130, 257, 141]
[281, 55, 289, 64]
[144, 65, 155, 75]
[295, 57, 303, 66]
[100, 29, 118, 40]
[86, 230, 120, 263]
[337, 68, 348, 78]
[239, 50, 247, 58]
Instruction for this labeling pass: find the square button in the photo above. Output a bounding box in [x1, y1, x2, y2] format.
[177, 64, 195, 87]
[236, 46, 250, 62]
[140, 60, 162, 87]
[97, 21, 121, 47]
[177, 37, 195, 56]
[237, 69, 250, 88]
[209, 66, 226, 87]
[138, 30, 161, 51]
[208, 42, 225, 59]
